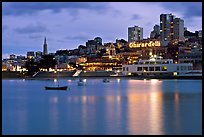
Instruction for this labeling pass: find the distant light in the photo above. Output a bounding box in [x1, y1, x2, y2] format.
[144, 79, 146, 82]
[54, 79, 57, 82]
[117, 79, 120, 83]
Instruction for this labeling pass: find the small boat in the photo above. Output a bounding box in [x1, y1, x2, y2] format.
[45, 86, 68, 90]
[78, 79, 85, 86]
[45, 70, 69, 90]
[103, 78, 110, 83]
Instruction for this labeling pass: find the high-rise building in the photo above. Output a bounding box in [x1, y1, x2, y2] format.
[160, 14, 174, 46]
[128, 26, 143, 42]
[150, 24, 160, 39]
[160, 14, 184, 46]
[173, 18, 184, 41]
[43, 37, 48, 55]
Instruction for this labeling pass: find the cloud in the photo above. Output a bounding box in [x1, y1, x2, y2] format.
[160, 2, 202, 18]
[2, 2, 110, 16]
[3, 25, 8, 33]
[14, 23, 48, 34]
[64, 35, 91, 41]
[131, 14, 142, 20]
[28, 35, 42, 39]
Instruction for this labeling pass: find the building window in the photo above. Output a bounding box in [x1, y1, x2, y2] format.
[149, 67, 154, 71]
[126, 67, 129, 71]
[143, 67, 148, 71]
[173, 72, 177, 76]
[123, 67, 125, 71]
[181, 66, 183, 70]
[162, 66, 167, 71]
[137, 67, 142, 71]
[177, 66, 179, 70]
[155, 67, 160, 71]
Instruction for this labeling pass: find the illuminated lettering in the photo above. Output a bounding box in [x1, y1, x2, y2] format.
[129, 40, 160, 48]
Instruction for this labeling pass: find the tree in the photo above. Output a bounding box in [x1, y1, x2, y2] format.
[39, 55, 57, 71]
[25, 59, 40, 75]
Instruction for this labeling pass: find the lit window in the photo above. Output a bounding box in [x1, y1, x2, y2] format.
[162, 66, 167, 71]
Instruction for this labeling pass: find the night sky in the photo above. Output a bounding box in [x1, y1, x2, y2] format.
[2, 2, 202, 58]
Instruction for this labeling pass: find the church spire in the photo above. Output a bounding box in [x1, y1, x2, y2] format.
[44, 36, 47, 44]
[43, 36, 48, 55]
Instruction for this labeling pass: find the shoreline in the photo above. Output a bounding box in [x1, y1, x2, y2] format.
[2, 75, 202, 80]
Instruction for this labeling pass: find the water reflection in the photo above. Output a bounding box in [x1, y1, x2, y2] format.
[126, 79, 164, 134]
[2, 79, 202, 135]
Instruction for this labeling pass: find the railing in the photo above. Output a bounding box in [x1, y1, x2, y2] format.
[32, 71, 39, 77]
[72, 70, 82, 77]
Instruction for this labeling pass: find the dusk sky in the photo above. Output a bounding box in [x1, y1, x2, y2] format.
[2, 2, 202, 58]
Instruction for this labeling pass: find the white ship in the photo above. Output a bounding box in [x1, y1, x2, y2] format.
[122, 55, 200, 77]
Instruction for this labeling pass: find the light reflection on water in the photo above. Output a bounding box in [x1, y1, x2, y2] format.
[2, 79, 202, 135]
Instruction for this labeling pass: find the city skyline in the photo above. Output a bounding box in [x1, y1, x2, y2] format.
[2, 2, 202, 58]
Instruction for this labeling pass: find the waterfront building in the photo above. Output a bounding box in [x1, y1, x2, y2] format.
[82, 58, 122, 71]
[122, 55, 193, 76]
[178, 49, 202, 70]
[43, 37, 48, 55]
[76, 56, 87, 65]
[128, 26, 143, 42]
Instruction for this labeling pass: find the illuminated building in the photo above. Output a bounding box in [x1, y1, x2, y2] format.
[173, 18, 185, 42]
[128, 26, 143, 42]
[160, 14, 174, 46]
[122, 55, 193, 76]
[104, 42, 116, 56]
[86, 37, 103, 55]
[81, 59, 122, 71]
[129, 39, 161, 48]
[160, 14, 184, 46]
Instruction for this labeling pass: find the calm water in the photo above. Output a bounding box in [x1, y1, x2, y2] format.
[2, 78, 202, 135]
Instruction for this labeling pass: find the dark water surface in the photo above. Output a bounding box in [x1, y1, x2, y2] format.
[2, 79, 202, 135]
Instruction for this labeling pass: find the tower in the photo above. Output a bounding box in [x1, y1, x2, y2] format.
[43, 37, 48, 55]
[160, 14, 174, 46]
[128, 26, 143, 42]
